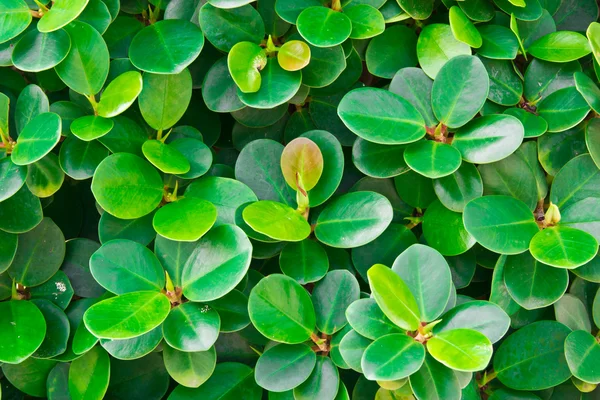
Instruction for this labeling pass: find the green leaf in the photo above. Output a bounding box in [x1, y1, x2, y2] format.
[0, 184, 43, 234]
[59, 136, 109, 180]
[129, 20, 203, 74]
[2, 358, 57, 397]
[432, 55, 489, 129]
[434, 300, 510, 344]
[503, 252, 568, 309]
[404, 140, 462, 179]
[366, 26, 417, 80]
[313, 270, 359, 334]
[529, 226, 598, 269]
[206, 290, 250, 332]
[90, 239, 165, 294]
[168, 362, 261, 400]
[345, 4, 384, 40]
[494, 320, 571, 390]
[550, 154, 600, 210]
[198, 3, 265, 52]
[315, 191, 393, 248]
[68, 346, 110, 400]
[504, 108, 547, 138]
[26, 153, 64, 198]
[153, 198, 217, 242]
[416, 23, 470, 79]
[427, 329, 493, 372]
[0, 158, 26, 202]
[362, 333, 425, 381]
[293, 356, 339, 400]
[38, 0, 89, 32]
[227, 42, 266, 93]
[409, 353, 461, 400]
[243, 200, 310, 241]
[423, 199, 476, 256]
[554, 294, 591, 332]
[339, 329, 372, 372]
[352, 139, 409, 179]
[463, 195, 539, 254]
[449, 6, 482, 48]
[338, 87, 425, 145]
[163, 344, 216, 388]
[396, 0, 433, 20]
[70, 115, 114, 141]
[203, 57, 246, 111]
[138, 69, 192, 130]
[493, 0, 543, 21]
[100, 326, 163, 360]
[9, 217, 65, 286]
[29, 299, 69, 358]
[297, 6, 352, 47]
[54, 21, 109, 95]
[11, 28, 71, 72]
[163, 302, 220, 352]
[11, 112, 61, 166]
[367, 263, 420, 331]
[389, 67, 436, 127]
[255, 343, 317, 392]
[565, 330, 600, 384]
[392, 244, 452, 322]
[537, 86, 590, 133]
[279, 239, 329, 284]
[97, 71, 143, 118]
[91, 153, 164, 219]
[0, 0, 31, 44]
[83, 291, 171, 339]
[528, 31, 591, 62]
[238, 58, 302, 109]
[0, 231, 17, 274]
[0, 300, 46, 364]
[248, 274, 316, 344]
[346, 298, 404, 340]
[477, 25, 519, 59]
[588, 22, 600, 66]
[479, 57, 523, 106]
[433, 162, 483, 212]
[235, 139, 295, 205]
[574, 71, 600, 113]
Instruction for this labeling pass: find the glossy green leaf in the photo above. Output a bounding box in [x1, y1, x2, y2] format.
[84, 291, 171, 339]
[313, 270, 359, 334]
[26, 153, 64, 198]
[404, 140, 462, 179]
[97, 71, 143, 118]
[338, 87, 425, 145]
[163, 344, 216, 388]
[346, 298, 403, 340]
[54, 21, 109, 95]
[243, 200, 310, 242]
[0, 300, 46, 364]
[293, 356, 339, 400]
[0, 0, 31, 44]
[409, 353, 461, 400]
[345, 4, 384, 40]
[427, 329, 493, 372]
[129, 20, 203, 74]
[432, 55, 489, 129]
[70, 115, 114, 141]
[11, 28, 71, 72]
[2, 358, 57, 397]
[362, 334, 425, 381]
[529, 226, 598, 269]
[138, 69, 192, 130]
[449, 6, 482, 48]
[494, 321, 571, 390]
[423, 199, 476, 256]
[416, 23, 471, 79]
[248, 274, 316, 344]
[11, 112, 61, 166]
[227, 42, 266, 93]
[366, 25, 417, 79]
[463, 195, 539, 254]
[68, 346, 110, 400]
[91, 153, 163, 219]
[504, 252, 568, 309]
[255, 343, 317, 392]
[477, 25, 519, 59]
[574, 71, 600, 113]
[238, 58, 302, 109]
[368, 263, 420, 331]
[537, 86, 590, 133]
[0, 157, 26, 202]
[551, 154, 600, 210]
[198, 4, 265, 52]
[163, 302, 220, 352]
[153, 198, 216, 242]
[181, 224, 252, 301]
[528, 31, 591, 62]
[565, 330, 600, 384]
[433, 162, 483, 212]
[0, 184, 43, 233]
[297, 7, 352, 48]
[279, 239, 328, 284]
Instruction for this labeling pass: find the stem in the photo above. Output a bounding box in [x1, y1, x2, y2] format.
[156, 128, 163, 141]
[29, 9, 43, 17]
[159, 128, 173, 143]
[331, 0, 342, 11]
[478, 370, 497, 388]
[310, 332, 328, 352]
[11, 279, 18, 300]
[87, 95, 98, 115]
[33, 0, 49, 12]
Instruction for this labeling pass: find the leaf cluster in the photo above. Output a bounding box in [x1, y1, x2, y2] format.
[1, 0, 600, 399]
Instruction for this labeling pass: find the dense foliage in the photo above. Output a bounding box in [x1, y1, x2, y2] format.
[0, 0, 600, 398]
